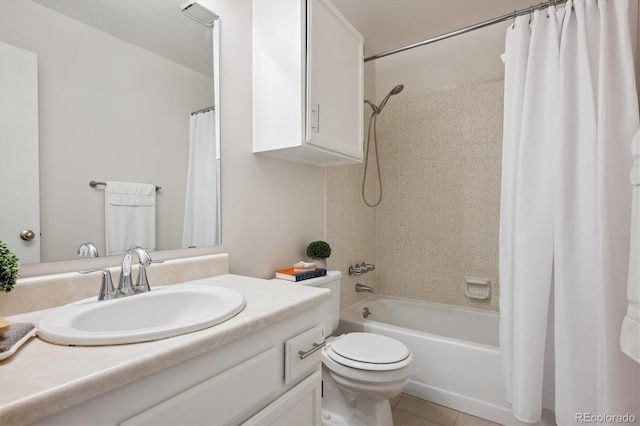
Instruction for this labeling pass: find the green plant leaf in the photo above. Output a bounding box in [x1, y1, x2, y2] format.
[0, 241, 20, 292]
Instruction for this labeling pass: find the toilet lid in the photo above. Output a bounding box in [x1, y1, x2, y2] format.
[329, 333, 410, 365]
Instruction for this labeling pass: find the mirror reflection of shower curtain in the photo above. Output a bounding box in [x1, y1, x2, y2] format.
[182, 109, 218, 247]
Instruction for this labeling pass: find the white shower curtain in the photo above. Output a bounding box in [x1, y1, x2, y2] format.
[182, 109, 219, 248]
[499, 1, 640, 424]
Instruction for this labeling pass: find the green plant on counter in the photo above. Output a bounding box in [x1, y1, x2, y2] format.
[306, 240, 331, 260]
[0, 241, 20, 293]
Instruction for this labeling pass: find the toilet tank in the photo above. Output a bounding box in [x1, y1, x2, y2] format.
[295, 271, 341, 336]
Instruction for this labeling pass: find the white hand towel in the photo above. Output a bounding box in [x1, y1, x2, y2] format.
[105, 181, 156, 256]
[621, 129, 640, 364]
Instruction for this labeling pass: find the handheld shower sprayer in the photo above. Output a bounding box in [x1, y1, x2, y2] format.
[362, 84, 404, 207]
[376, 84, 404, 113]
[364, 85, 404, 115]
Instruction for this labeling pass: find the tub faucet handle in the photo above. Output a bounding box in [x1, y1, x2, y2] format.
[349, 265, 364, 275]
[364, 263, 375, 272]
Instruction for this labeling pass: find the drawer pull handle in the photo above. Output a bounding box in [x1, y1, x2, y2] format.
[298, 341, 326, 360]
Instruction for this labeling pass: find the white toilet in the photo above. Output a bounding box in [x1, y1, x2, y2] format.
[299, 271, 412, 426]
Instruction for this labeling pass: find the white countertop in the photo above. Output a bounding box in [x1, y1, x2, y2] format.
[0, 274, 330, 425]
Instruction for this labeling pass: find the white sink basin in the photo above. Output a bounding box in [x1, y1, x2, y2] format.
[37, 284, 246, 346]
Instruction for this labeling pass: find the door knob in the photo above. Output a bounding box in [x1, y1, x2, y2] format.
[20, 229, 35, 241]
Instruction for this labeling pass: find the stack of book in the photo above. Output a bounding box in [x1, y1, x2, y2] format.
[275, 261, 327, 282]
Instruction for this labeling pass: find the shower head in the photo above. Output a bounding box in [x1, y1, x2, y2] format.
[390, 84, 405, 95]
[376, 84, 404, 114]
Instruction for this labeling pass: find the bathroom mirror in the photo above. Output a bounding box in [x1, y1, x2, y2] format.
[0, 0, 221, 264]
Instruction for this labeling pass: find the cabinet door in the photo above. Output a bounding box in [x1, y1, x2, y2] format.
[306, 0, 363, 162]
[243, 369, 322, 426]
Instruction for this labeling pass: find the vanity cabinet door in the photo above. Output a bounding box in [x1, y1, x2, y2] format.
[243, 369, 322, 426]
[121, 347, 279, 426]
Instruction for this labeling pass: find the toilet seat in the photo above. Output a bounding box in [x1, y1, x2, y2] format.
[326, 332, 411, 371]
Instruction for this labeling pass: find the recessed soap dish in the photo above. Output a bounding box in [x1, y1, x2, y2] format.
[464, 277, 491, 300]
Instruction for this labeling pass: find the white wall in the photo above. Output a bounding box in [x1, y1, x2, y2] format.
[0, 0, 213, 262]
[374, 18, 508, 100]
[635, 1, 640, 93]
[203, 1, 326, 278]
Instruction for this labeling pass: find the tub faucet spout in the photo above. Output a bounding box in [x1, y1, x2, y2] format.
[355, 283, 373, 293]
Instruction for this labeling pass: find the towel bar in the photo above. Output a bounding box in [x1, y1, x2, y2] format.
[89, 180, 161, 191]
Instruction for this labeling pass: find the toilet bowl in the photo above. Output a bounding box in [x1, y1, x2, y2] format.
[320, 332, 412, 426]
[284, 271, 412, 426]
[279, 271, 412, 425]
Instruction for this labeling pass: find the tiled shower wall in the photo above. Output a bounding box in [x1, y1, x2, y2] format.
[326, 161, 378, 310]
[376, 78, 504, 310]
[374, 77, 503, 311]
[327, 77, 504, 311]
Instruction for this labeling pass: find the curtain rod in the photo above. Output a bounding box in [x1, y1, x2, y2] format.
[364, 0, 568, 63]
[190, 105, 215, 116]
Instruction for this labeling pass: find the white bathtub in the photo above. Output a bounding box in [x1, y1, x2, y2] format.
[336, 295, 524, 425]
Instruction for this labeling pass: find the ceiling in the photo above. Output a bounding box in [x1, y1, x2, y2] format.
[32, 0, 537, 74]
[32, 0, 214, 76]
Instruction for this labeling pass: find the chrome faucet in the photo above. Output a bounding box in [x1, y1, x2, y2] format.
[355, 283, 373, 293]
[118, 247, 153, 297]
[77, 242, 99, 257]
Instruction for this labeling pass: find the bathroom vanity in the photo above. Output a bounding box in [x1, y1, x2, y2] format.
[0, 254, 330, 425]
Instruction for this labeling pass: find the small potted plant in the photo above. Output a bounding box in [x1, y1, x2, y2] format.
[0, 241, 19, 294]
[0, 241, 20, 333]
[306, 240, 331, 269]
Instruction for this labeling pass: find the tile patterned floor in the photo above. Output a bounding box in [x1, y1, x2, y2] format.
[390, 394, 504, 426]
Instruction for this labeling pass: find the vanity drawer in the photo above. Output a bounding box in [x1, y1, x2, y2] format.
[121, 347, 279, 425]
[284, 324, 324, 384]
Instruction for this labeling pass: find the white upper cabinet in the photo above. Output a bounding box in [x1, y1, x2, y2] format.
[252, 0, 364, 166]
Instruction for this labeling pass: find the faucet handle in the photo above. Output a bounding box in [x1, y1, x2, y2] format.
[349, 265, 363, 275]
[80, 268, 116, 300]
[132, 246, 152, 293]
[133, 263, 151, 293]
